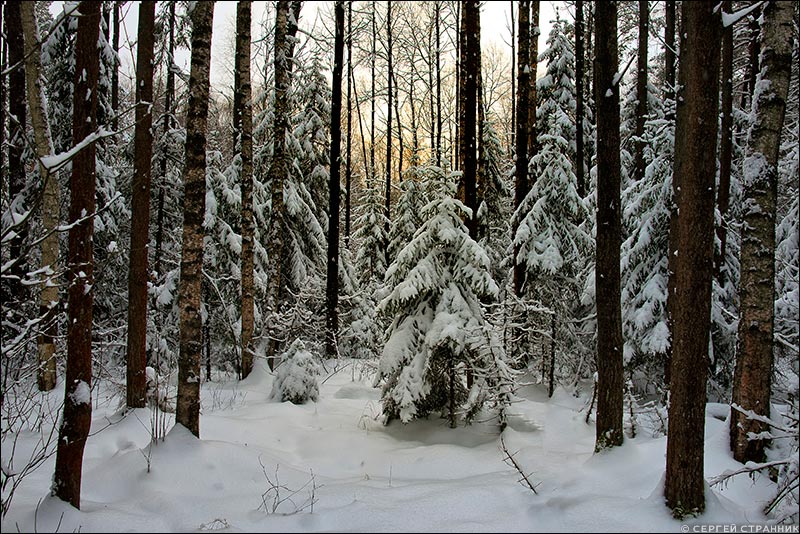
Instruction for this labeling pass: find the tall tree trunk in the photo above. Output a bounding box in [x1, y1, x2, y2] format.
[384, 0, 392, 267]
[20, 1, 59, 393]
[664, 0, 676, 113]
[527, 1, 539, 161]
[235, 1, 255, 379]
[715, 0, 734, 282]
[326, 1, 345, 358]
[1, 7, 5, 207]
[633, 0, 649, 184]
[176, 1, 214, 438]
[730, 0, 793, 466]
[663, 0, 676, 386]
[125, 0, 155, 409]
[345, 0, 352, 247]
[460, 0, 479, 240]
[510, 1, 515, 154]
[111, 1, 119, 131]
[575, 0, 585, 198]
[393, 69, 403, 179]
[371, 1, 376, 188]
[265, 1, 302, 367]
[5, 2, 26, 303]
[664, 0, 721, 516]
[52, 1, 100, 509]
[513, 0, 530, 297]
[435, 1, 442, 167]
[594, 0, 624, 452]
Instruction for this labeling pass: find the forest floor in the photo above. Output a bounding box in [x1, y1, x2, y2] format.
[1, 358, 779, 532]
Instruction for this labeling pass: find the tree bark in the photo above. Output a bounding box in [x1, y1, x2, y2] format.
[594, 0, 624, 452]
[460, 0, 479, 240]
[384, 0, 392, 267]
[345, 0, 352, 247]
[52, 0, 100, 509]
[177, 0, 214, 438]
[575, 0, 585, 198]
[664, 0, 676, 114]
[730, 0, 793, 466]
[326, 1, 345, 358]
[510, 1, 515, 154]
[664, 0, 721, 517]
[435, 1, 442, 167]
[20, 1, 59, 393]
[633, 0, 649, 184]
[235, 1, 255, 378]
[265, 1, 302, 367]
[715, 0, 734, 282]
[527, 1, 539, 161]
[125, 0, 155, 408]
[513, 0, 530, 298]
[111, 1, 119, 131]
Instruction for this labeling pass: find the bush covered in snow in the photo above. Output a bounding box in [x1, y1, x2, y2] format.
[270, 339, 322, 404]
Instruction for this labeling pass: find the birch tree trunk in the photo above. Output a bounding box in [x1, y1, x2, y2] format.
[20, 2, 60, 392]
[730, 0, 793, 465]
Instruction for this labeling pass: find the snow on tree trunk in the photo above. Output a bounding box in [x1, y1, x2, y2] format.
[177, 1, 214, 438]
[593, 0, 624, 452]
[20, 2, 59, 392]
[664, 0, 721, 517]
[730, 0, 794, 466]
[52, 1, 100, 509]
[125, 0, 155, 409]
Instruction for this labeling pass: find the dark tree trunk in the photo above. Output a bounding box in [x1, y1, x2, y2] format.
[664, 0, 676, 112]
[548, 313, 556, 398]
[513, 0, 530, 298]
[664, 0, 721, 517]
[575, 0, 585, 198]
[730, 0, 793, 466]
[527, 1, 539, 161]
[510, 1, 515, 153]
[633, 0, 649, 184]
[176, 1, 214, 438]
[111, 1, 119, 131]
[125, 0, 155, 409]
[371, 1, 376, 185]
[326, 1, 345, 358]
[593, 0, 624, 453]
[384, 0, 392, 268]
[715, 0, 733, 282]
[460, 0, 479, 240]
[345, 0, 352, 247]
[435, 1, 442, 166]
[5, 1, 26, 300]
[52, 1, 101, 509]
[235, 1, 255, 378]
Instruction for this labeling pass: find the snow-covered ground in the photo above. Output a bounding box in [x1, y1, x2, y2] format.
[1, 359, 778, 532]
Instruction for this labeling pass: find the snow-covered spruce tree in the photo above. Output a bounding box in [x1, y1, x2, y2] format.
[477, 118, 513, 289]
[535, 14, 576, 165]
[376, 170, 512, 428]
[354, 177, 389, 287]
[269, 338, 322, 404]
[620, 109, 673, 387]
[388, 177, 424, 263]
[515, 16, 591, 389]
